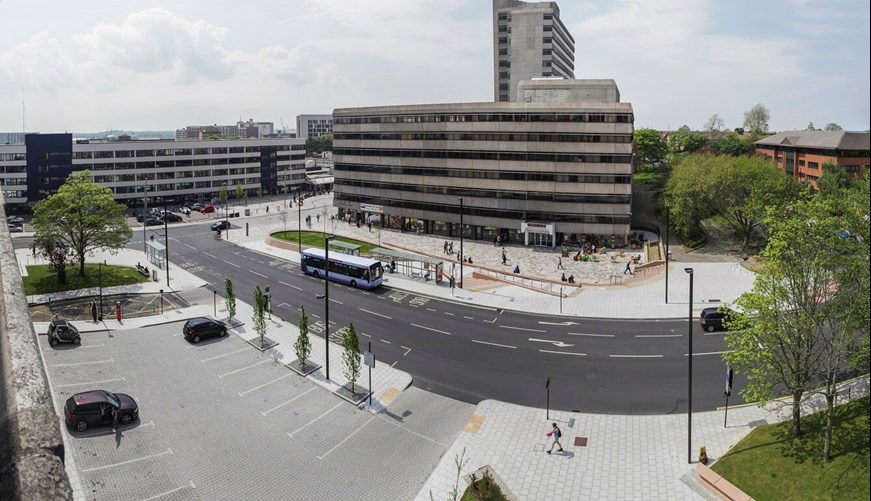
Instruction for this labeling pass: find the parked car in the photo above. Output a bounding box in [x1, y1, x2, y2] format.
[211, 220, 230, 231]
[7, 224, 24, 233]
[191, 202, 204, 211]
[144, 217, 162, 226]
[183, 317, 228, 343]
[200, 204, 215, 213]
[162, 212, 182, 222]
[183, 201, 195, 209]
[178, 207, 192, 216]
[699, 307, 735, 332]
[47, 319, 81, 347]
[6, 215, 24, 225]
[64, 390, 139, 432]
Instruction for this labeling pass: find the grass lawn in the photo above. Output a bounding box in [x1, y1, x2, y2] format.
[712, 395, 870, 501]
[632, 171, 662, 184]
[272, 230, 380, 254]
[23, 263, 148, 295]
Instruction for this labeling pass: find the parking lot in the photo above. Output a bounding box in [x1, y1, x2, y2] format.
[39, 322, 473, 501]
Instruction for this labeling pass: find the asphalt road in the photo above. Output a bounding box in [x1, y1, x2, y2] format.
[16, 219, 745, 415]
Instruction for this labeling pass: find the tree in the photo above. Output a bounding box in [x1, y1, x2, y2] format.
[824, 123, 843, 131]
[305, 133, 333, 156]
[662, 154, 719, 241]
[235, 182, 244, 201]
[806, 122, 817, 131]
[704, 114, 725, 132]
[712, 131, 756, 156]
[253, 286, 267, 347]
[743, 103, 770, 133]
[30, 170, 132, 277]
[633, 128, 667, 171]
[30, 232, 73, 283]
[218, 184, 228, 207]
[816, 161, 851, 197]
[224, 278, 236, 321]
[342, 323, 362, 394]
[668, 125, 707, 155]
[294, 306, 312, 368]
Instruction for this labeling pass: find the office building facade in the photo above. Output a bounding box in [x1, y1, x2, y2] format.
[176, 119, 274, 141]
[296, 115, 334, 140]
[0, 134, 305, 207]
[755, 130, 869, 187]
[493, 0, 575, 102]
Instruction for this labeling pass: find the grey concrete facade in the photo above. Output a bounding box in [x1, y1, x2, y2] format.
[493, 0, 575, 102]
[296, 114, 334, 140]
[332, 85, 634, 247]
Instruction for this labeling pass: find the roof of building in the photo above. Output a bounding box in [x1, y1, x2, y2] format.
[755, 130, 870, 151]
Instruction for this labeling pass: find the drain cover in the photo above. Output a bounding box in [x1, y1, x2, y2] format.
[574, 437, 588, 447]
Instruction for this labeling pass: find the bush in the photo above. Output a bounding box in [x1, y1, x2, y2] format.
[460, 472, 508, 501]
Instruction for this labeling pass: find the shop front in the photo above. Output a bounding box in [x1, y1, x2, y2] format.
[521, 221, 555, 248]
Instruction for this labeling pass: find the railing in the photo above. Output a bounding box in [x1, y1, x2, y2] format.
[474, 266, 576, 297]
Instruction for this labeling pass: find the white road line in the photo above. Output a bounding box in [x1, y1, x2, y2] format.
[239, 373, 294, 396]
[499, 325, 545, 333]
[426, 308, 437, 312]
[463, 316, 475, 320]
[57, 377, 125, 388]
[609, 354, 664, 358]
[444, 312, 455, 316]
[359, 308, 392, 319]
[250, 270, 267, 278]
[183, 243, 197, 251]
[376, 414, 448, 446]
[222, 260, 241, 268]
[50, 359, 113, 368]
[141, 480, 196, 501]
[287, 402, 343, 437]
[471, 339, 517, 349]
[218, 359, 271, 378]
[317, 416, 374, 460]
[279, 280, 303, 290]
[77, 343, 106, 349]
[380, 339, 391, 344]
[203, 252, 217, 259]
[400, 346, 412, 356]
[82, 448, 173, 473]
[567, 332, 615, 337]
[329, 298, 343, 305]
[261, 387, 317, 415]
[201, 348, 248, 363]
[635, 334, 682, 338]
[539, 349, 586, 356]
[704, 331, 727, 336]
[391, 361, 398, 367]
[360, 332, 371, 337]
[410, 323, 451, 336]
[687, 350, 730, 356]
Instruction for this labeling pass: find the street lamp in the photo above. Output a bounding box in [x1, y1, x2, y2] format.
[685, 267, 694, 464]
[458, 197, 464, 289]
[98, 261, 104, 321]
[323, 235, 334, 380]
[142, 184, 151, 255]
[665, 207, 670, 304]
[298, 196, 302, 253]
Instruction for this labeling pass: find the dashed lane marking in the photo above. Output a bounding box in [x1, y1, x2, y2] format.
[499, 325, 545, 333]
[568, 332, 615, 337]
[410, 323, 451, 335]
[359, 308, 392, 319]
[609, 354, 663, 358]
[472, 339, 516, 349]
[279, 280, 302, 290]
[222, 260, 241, 268]
[539, 349, 587, 356]
[250, 270, 267, 278]
[635, 334, 681, 338]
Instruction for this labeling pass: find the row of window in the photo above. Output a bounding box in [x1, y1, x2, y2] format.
[334, 163, 631, 184]
[64, 146, 302, 160]
[76, 160, 301, 171]
[334, 112, 633, 124]
[335, 179, 631, 204]
[1, 153, 26, 161]
[90, 170, 258, 183]
[542, 14, 575, 45]
[761, 145, 869, 158]
[334, 132, 632, 144]
[334, 148, 632, 164]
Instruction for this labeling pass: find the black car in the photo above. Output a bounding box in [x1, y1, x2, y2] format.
[211, 220, 231, 231]
[144, 217, 162, 226]
[64, 390, 139, 432]
[183, 317, 228, 343]
[699, 307, 735, 332]
[6, 215, 24, 225]
[47, 319, 81, 347]
[162, 211, 182, 222]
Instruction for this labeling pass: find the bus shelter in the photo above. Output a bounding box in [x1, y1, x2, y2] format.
[327, 240, 361, 256]
[145, 239, 166, 281]
[370, 247, 443, 284]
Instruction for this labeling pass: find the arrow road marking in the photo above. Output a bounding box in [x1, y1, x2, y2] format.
[528, 338, 574, 348]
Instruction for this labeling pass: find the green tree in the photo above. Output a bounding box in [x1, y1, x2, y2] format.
[224, 278, 236, 321]
[806, 121, 817, 131]
[704, 114, 726, 133]
[342, 323, 362, 394]
[816, 161, 851, 196]
[29, 231, 73, 283]
[668, 125, 707, 155]
[305, 134, 333, 156]
[712, 131, 756, 156]
[218, 184, 228, 206]
[294, 306, 312, 368]
[235, 182, 244, 201]
[743, 103, 770, 133]
[634, 128, 667, 171]
[253, 286, 267, 347]
[824, 123, 843, 131]
[662, 154, 719, 241]
[31, 170, 132, 277]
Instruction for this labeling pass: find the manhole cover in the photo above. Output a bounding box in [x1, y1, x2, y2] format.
[574, 437, 588, 447]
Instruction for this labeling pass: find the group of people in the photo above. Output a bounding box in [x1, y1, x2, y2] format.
[493, 234, 509, 246]
[135, 262, 150, 276]
[443, 240, 454, 254]
[560, 273, 576, 284]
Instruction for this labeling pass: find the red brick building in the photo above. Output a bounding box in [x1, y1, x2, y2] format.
[755, 130, 869, 188]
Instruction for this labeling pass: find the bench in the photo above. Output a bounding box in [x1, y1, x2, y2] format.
[136, 265, 150, 277]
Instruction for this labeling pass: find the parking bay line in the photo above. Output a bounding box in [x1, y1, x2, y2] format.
[81, 448, 172, 473]
[240, 373, 294, 396]
[410, 323, 451, 336]
[50, 359, 114, 368]
[472, 339, 516, 349]
[201, 347, 248, 363]
[77, 343, 106, 349]
[317, 416, 374, 460]
[218, 359, 271, 379]
[141, 480, 196, 501]
[287, 402, 343, 437]
[56, 377, 125, 388]
[262, 387, 317, 415]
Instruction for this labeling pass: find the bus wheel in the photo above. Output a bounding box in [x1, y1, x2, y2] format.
[313, 271, 320, 279]
[350, 280, 357, 288]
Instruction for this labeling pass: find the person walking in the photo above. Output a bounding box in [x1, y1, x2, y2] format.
[111, 406, 119, 432]
[90, 299, 98, 322]
[443, 241, 448, 254]
[624, 260, 634, 275]
[546, 422, 564, 454]
[502, 249, 507, 265]
[557, 256, 564, 270]
[448, 242, 453, 254]
[496, 235, 501, 246]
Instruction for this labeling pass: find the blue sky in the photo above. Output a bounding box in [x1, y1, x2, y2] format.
[1, 0, 868, 133]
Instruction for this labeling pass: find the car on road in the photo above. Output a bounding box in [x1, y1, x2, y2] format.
[7, 224, 24, 232]
[200, 204, 215, 213]
[144, 217, 162, 226]
[211, 220, 230, 231]
[6, 215, 24, 225]
[191, 202, 204, 211]
[64, 390, 139, 432]
[183, 317, 228, 343]
[47, 319, 81, 347]
[178, 207, 192, 215]
[699, 307, 735, 332]
[162, 211, 182, 222]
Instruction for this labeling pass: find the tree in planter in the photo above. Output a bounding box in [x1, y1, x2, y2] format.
[218, 184, 228, 207]
[235, 182, 244, 202]
[224, 278, 236, 322]
[341, 323, 362, 394]
[253, 286, 267, 347]
[30, 231, 73, 284]
[294, 306, 312, 368]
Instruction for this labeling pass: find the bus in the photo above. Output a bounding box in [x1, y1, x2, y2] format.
[300, 248, 384, 289]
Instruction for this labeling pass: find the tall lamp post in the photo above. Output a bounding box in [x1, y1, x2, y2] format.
[323, 235, 334, 380]
[685, 267, 694, 463]
[142, 184, 151, 255]
[458, 197, 464, 289]
[665, 207, 670, 303]
[98, 261, 104, 321]
[298, 195, 302, 252]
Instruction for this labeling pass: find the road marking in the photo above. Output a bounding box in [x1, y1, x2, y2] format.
[218, 359, 271, 378]
[50, 359, 113, 368]
[56, 377, 125, 388]
[77, 344, 106, 349]
[687, 351, 730, 356]
[222, 260, 241, 268]
[472, 339, 516, 349]
[528, 338, 574, 348]
[463, 316, 475, 320]
[261, 387, 317, 415]
[142, 480, 196, 501]
[410, 323, 451, 335]
[539, 321, 580, 326]
[443, 312, 455, 316]
[391, 361, 398, 367]
[201, 348, 248, 363]
[287, 402, 343, 438]
[250, 270, 267, 278]
[203, 252, 217, 259]
[567, 332, 615, 337]
[376, 413, 448, 446]
[183, 243, 197, 251]
[609, 354, 664, 358]
[239, 373, 294, 396]
[635, 334, 682, 338]
[81, 448, 173, 473]
[329, 298, 343, 305]
[317, 416, 374, 460]
[359, 308, 392, 319]
[380, 338, 391, 344]
[704, 331, 727, 336]
[484, 317, 499, 323]
[499, 325, 545, 333]
[279, 280, 303, 290]
[400, 346, 412, 356]
[426, 308, 437, 312]
[539, 349, 586, 356]
[360, 332, 371, 338]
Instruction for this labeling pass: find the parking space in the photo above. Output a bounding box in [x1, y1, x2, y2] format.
[38, 321, 472, 501]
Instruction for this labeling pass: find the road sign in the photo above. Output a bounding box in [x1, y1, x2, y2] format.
[725, 366, 733, 396]
[364, 351, 375, 368]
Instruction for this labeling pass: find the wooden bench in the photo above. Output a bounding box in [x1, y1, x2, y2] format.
[136, 266, 150, 277]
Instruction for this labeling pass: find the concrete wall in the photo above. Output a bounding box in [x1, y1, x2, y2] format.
[0, 198, 73, 500]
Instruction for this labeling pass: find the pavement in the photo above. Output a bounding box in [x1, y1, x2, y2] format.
[15, 194, 869, 500]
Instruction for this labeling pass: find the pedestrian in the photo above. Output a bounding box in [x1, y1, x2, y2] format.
[444, 241, 448, 254]
[502, 249, 507, 265]
[266, 205, 269, 213]
[90, 299, 98, 322]
[624, 261, 633, 275]
[557, 256, 564, 270]
[111, 406, 119, 432]
[561, 273, 567, 282]
[513, 265, 520, 274]
[316, 214, 320, 222]
[546, 422, 564, 453]
[496, 235, 501, 246]
[448, 242, 453, 254]
[368, 222, 372, 232]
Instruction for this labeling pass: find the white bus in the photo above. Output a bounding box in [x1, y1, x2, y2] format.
[300, 248, 384, 290]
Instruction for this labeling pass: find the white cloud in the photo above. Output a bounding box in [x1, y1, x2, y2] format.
[0, 32, 82, 95]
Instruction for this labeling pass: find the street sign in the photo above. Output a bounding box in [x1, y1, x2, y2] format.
[364, 351, 375, 368]
[725, 366, 733, 396]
